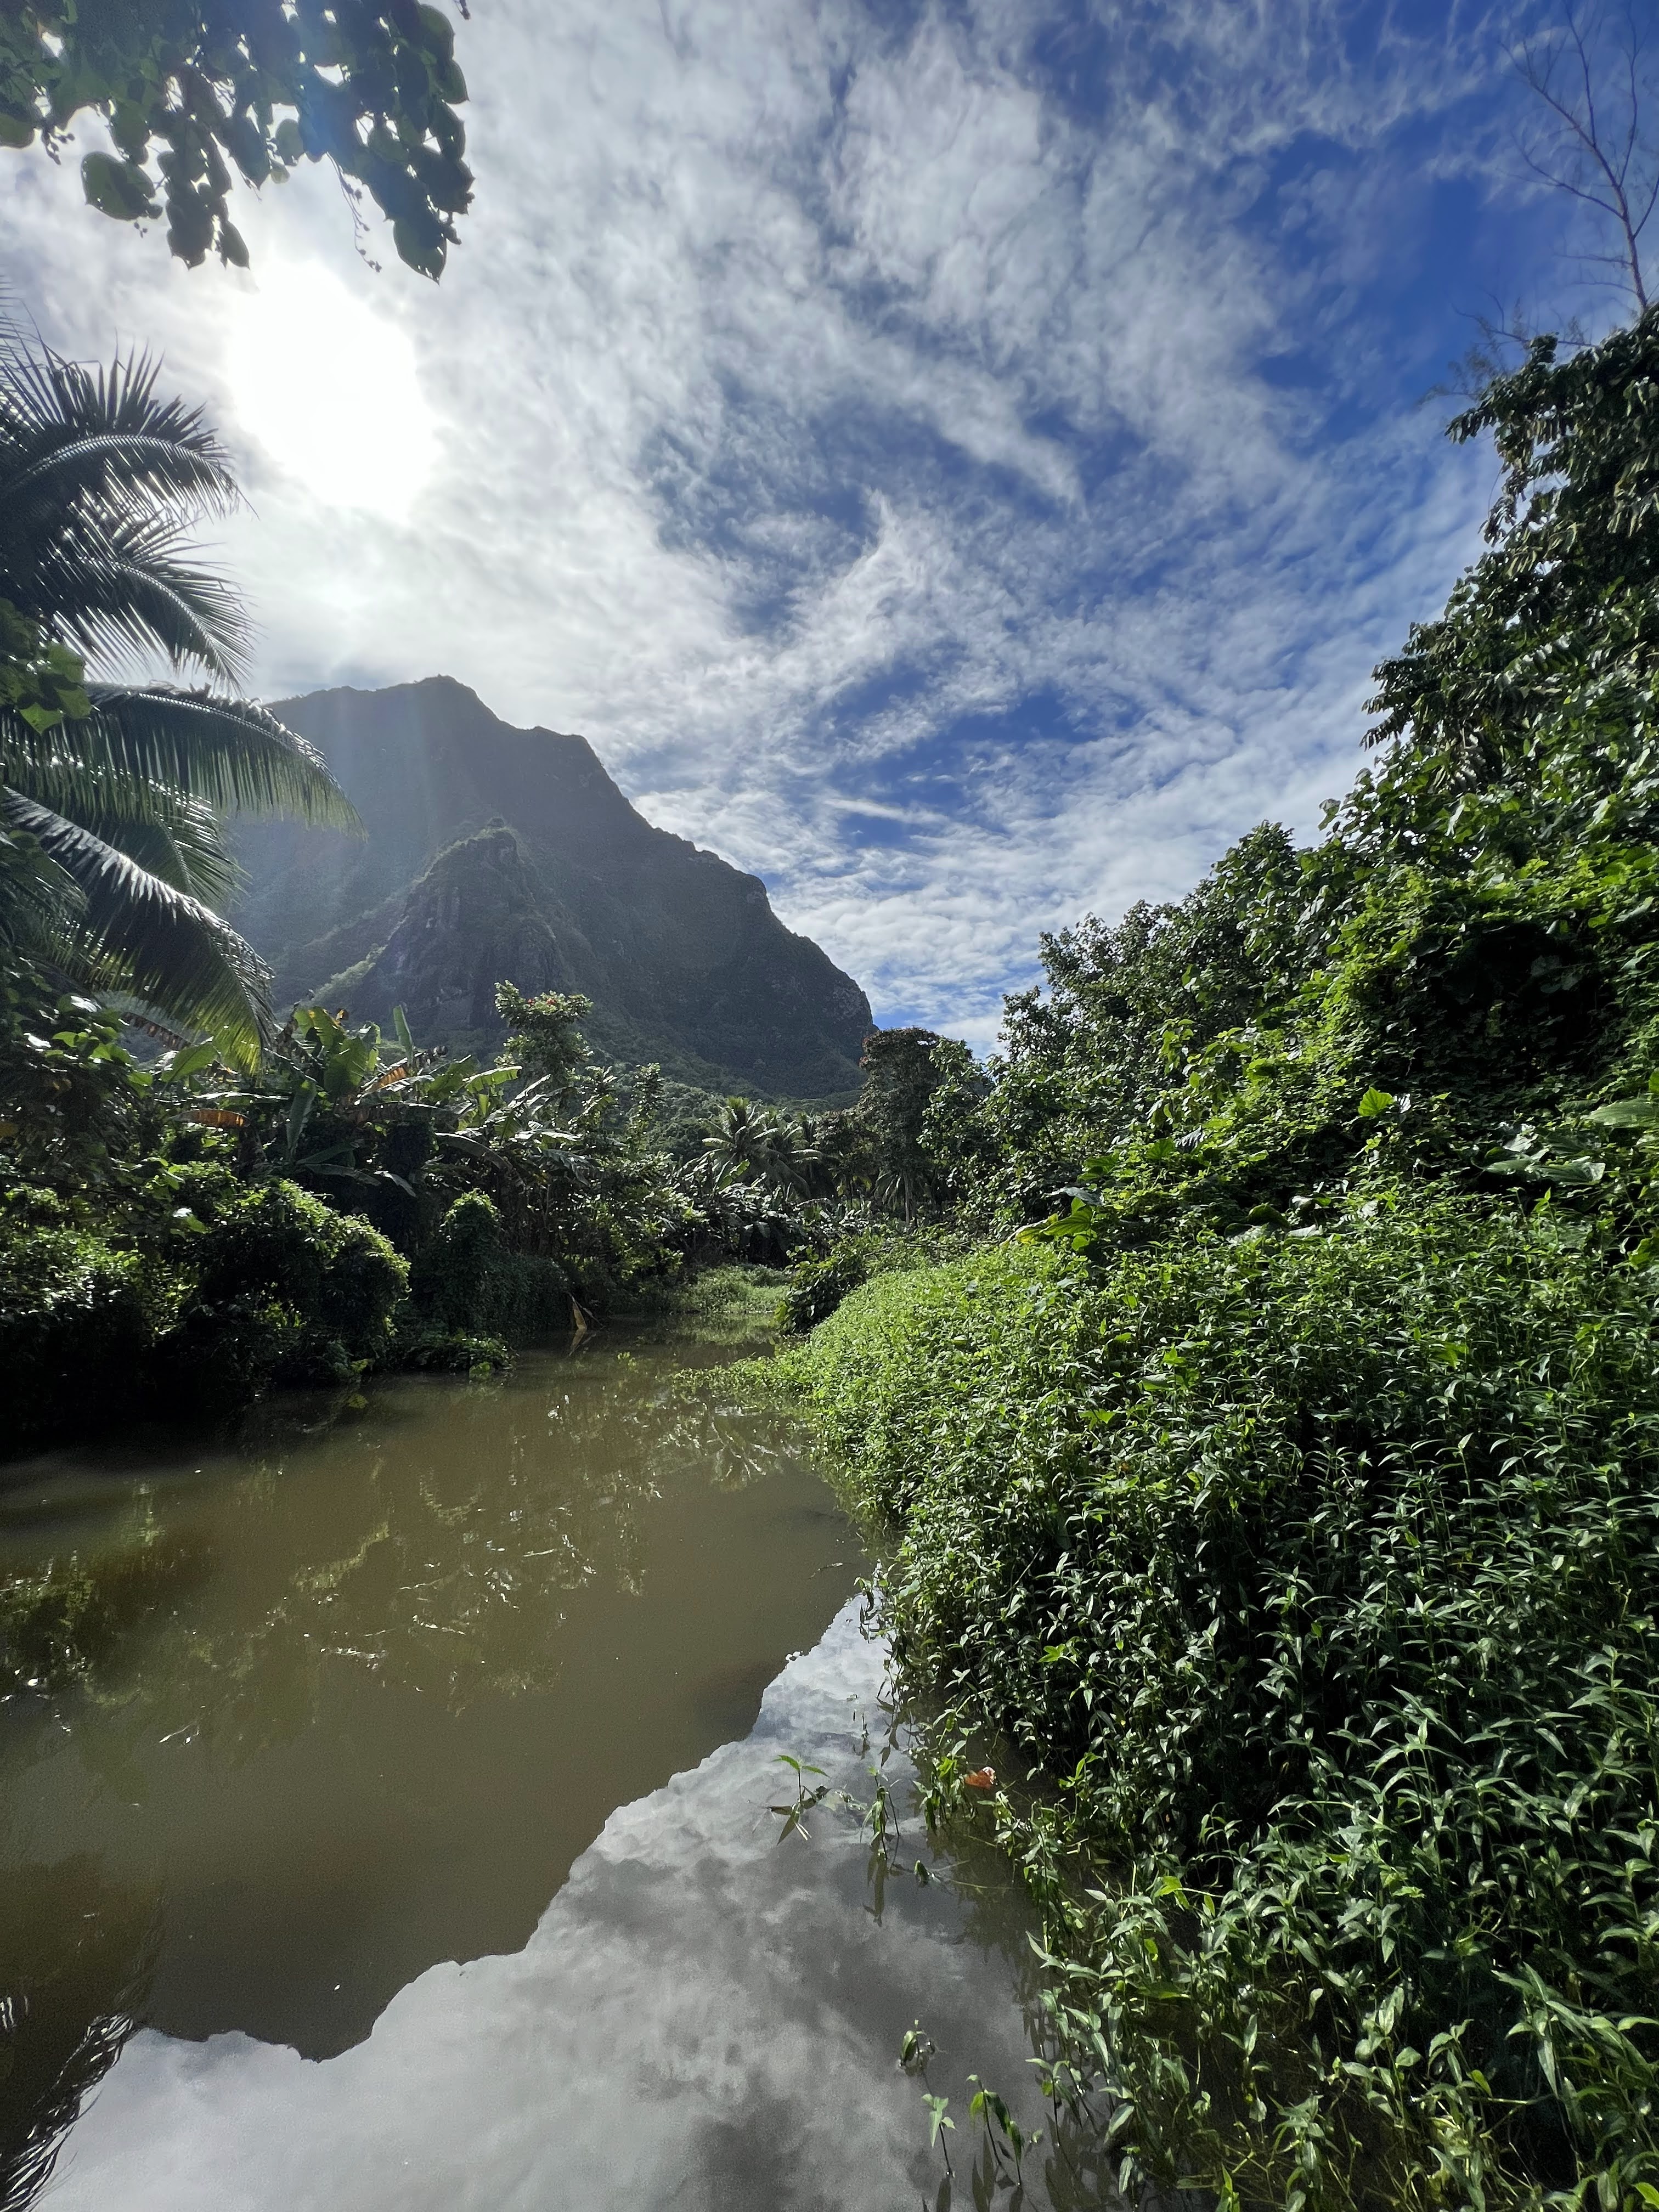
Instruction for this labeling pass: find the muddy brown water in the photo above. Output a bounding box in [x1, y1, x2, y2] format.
[1, 1333, 1117, 2211]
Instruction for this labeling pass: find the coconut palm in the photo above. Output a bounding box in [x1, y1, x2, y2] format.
[702, 1096, 772, 1183]
[701, 1097, 819, 1197]
[0, 318, 357, 1063]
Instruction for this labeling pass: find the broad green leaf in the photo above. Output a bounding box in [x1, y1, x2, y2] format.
[1588, 1094, 1659, 1128]
[80, 151, 159, 221]
[162, 1040, 219, 1081]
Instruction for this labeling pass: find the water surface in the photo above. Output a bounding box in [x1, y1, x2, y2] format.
[1, 1334, 1114, 2209]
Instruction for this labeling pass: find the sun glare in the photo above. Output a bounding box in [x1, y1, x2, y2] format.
[224, 261, 437, 520]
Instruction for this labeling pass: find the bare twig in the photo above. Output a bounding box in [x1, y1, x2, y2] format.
[1508, 2, 1659, 312]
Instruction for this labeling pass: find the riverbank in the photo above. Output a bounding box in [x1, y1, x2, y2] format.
[757, 1215, 1659, 2208]
[0, 987, 860, 1463]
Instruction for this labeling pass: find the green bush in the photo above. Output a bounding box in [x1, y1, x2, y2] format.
[159, 1179, 407, 1404]
[776, 1242, 867, 1334]
[647, 1262, 788, 1342]
[408, 1190, 502, 1330]
[0, 1216, 154, 1451]
[777, 1216, 1659, 2207]
[1, 1182, 71, 1230]
[396, 1329, 512, 1375]
[135, 1159, 244, 1229]
[407, 1190, 569, 1341]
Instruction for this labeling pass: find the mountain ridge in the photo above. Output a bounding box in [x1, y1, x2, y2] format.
[232, 677, 871, 1100]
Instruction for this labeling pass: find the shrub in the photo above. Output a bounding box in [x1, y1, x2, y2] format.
[408, 1190, 569, 1340]
[776, 1242, 868, 1334]
[777, 1214, 1659, 2206]
[396, 1329, 512, 1375]
[408, 1190, 501, 1330]
[0, 1217, 154, 1451]
[158, 1179, 407, 1404]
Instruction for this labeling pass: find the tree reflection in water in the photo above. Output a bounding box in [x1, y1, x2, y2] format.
[7, 1351, 803, 1748]
[0, 1338, 864, 2186]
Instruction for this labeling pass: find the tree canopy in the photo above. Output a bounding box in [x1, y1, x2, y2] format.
[939, 304, 1659, 1254]
[0, 0, 472, 275]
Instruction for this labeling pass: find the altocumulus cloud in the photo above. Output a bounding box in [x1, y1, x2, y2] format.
[0, 0, 1593, 1043]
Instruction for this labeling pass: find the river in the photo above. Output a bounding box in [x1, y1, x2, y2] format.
[0, 1330, 1115, 2210]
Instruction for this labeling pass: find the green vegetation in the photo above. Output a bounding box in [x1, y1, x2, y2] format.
[775, 1243, 867, 1334]
[641, 1261, 791, 1343]
[0, 0, 472, 274]
[0, 979, 703, 1446]
[0, 1024, 414, 1449]
[0, 314, 357, 1061]
[10, 150, 1659, 2212]
[778, 1226, 1659, 2205]
[0, 317, 916, 1453]
[0, 896, 952, 1451]
[757, 311, 1659, 2209]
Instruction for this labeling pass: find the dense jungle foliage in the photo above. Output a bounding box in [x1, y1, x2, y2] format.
[12, 213, 1659, 2212]
[761, 309, 1659, 2211]
[0, 968, 933, 1452]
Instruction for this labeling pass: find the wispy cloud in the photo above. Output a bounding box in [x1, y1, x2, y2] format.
[0, 0, 1588, 1046]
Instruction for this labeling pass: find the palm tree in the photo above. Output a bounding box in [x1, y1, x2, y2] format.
[702, 1097, 821, 1197]
[702, 1096, 771, 1183]
[0, 317, 357, 1063]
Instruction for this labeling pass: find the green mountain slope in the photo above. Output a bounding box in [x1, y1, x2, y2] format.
[232, 677, 871, 1099]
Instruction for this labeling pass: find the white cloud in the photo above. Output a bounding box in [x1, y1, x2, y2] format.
[0, 0, 1566, 1040]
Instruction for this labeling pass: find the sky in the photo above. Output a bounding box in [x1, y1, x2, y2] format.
[0, 0, 1631, 1046]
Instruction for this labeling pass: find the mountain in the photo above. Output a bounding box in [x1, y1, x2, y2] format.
[231, 678, 871, 1100]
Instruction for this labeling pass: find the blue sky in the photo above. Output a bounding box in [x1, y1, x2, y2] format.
[0, 0, 1631, 1045]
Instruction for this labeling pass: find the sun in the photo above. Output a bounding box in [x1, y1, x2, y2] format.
[224, 259, 438, 522]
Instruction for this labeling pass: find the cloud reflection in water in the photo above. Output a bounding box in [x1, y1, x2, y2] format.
[47, 1600, 1109, 2211]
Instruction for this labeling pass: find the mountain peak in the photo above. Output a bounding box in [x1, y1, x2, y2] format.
[235, 681, 870, 1099]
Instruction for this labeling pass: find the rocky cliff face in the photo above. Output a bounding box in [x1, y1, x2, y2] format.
[233, 678, 871, 1100]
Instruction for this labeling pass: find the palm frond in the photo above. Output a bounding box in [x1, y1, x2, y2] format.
[5, 755, 240, 904]
[133, 792, 239, 907]
[0, 323, 329, 1063]
[0, 341, 244, 676]
[2, 788, 270, 1062]
[21, 507, 249, 677]
[0, 807, 76, 957]
[0, 346, 237, 515]
[1, 689, 360, 831]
